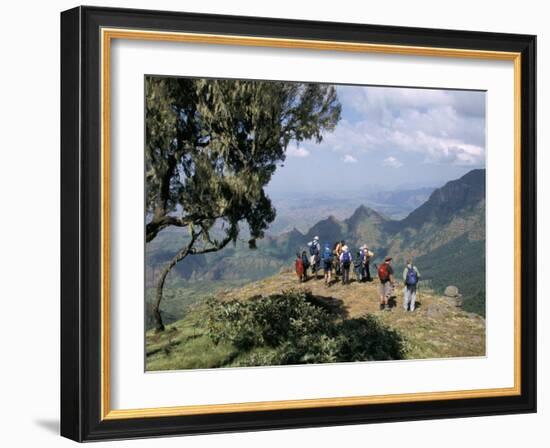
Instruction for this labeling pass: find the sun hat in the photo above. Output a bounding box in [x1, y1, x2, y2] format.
[384, 256, 392, 262]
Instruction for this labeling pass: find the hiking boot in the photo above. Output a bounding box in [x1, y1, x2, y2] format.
[385, 304, 391, 311]
[379, 303, 385, 311]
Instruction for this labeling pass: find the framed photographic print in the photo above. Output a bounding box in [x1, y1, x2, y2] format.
[60, 6, 536, 442]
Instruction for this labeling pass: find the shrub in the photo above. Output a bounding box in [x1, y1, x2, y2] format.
[336, 315, 406, 361]
[205, 291, 406, 365]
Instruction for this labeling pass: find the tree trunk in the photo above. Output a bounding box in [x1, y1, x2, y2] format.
[151, 230, 230, 333]
[152, 236, 198, 333]
[153, 262, 172, 332]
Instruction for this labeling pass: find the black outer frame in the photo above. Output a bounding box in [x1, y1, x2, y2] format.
[60, 6, 537, 442]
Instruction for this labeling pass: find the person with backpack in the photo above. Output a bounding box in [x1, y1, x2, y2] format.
[339, 245, 353, 285]
[321, 242, 334, 286]
[295, 252, 305, 283]
[301, 250, 310, 281]
[354, 249, 364, 282]
[363, 245, 375, 282]
[333, 240, 345, 279]
[307, 236, 321, 278]
[332, 241, 340, 278]
[378, 256, 394, 310]
[402, 258, 421, 311]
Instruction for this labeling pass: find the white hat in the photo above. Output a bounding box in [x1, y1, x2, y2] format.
[314, 236, 319, 241]
[342, 245, 349, 252]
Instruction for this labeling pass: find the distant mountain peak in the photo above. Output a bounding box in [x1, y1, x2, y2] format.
[353, 204, 370, 215]
[347, 204, 388, 224]
[287, 227, 303, 236]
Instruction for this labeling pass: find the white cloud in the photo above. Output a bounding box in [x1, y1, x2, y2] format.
[383, 156, 403, 168]
[343, 154, 358, 164]
[316, 85, 487, 167]
[281, 85, 485, 169]
[286, 145, 310, 158]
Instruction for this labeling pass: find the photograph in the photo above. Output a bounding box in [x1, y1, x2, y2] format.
[144, 76, 487, 371]
[57, 5, 537, 442]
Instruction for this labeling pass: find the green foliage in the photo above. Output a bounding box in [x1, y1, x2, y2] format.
[205, 291, 406, 365]
[145, 77, 341, 245]
[337, 316, 406, 361]
[205, 292, 332, 351]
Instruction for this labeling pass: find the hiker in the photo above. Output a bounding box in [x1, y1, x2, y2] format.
[339, 245, 352, 285]
[332, 242, 340, 278]
[333, 240, 345, 278]
[354, 250, 364, 282]
[358, 245, 367, 281]
[295, 252, 305, 283]
[362, 245, 375, 282]
[378, 256, 395, 310]
[335, 240, 345, 257]
[301, 250, 310, 281]
[307, 236, 321, 277]
[403, 258, 421, 311]
[321, 242, 334, 286]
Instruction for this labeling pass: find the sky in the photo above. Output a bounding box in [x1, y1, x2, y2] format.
[267, 84, 486, 196]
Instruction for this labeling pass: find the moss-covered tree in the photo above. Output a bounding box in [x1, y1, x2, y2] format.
[146, 77, 341, 331]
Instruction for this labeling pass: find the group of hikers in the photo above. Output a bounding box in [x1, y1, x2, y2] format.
[295, 235, 421, 312]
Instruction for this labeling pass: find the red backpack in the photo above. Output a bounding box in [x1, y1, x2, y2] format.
[295, 258, 304, 276]
[378, 263, 390, 282]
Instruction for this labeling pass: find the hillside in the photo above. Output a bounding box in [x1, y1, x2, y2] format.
[146, 271, 486, 371]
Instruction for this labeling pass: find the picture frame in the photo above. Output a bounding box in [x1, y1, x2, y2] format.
[60, 5, 536, 442]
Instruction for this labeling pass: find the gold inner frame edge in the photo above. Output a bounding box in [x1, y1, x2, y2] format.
[100, 27, 522, 421]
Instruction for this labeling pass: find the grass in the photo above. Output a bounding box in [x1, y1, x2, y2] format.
[146, 308, 239, 371]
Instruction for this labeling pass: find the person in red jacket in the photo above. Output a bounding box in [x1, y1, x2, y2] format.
[295, 252, 305, 283]
[378, 256, 395, 310]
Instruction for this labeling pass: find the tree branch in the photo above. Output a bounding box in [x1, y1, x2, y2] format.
[146, 213, 228, 242]
[146, 215, 190, 242]
[192, 234, 233, 255]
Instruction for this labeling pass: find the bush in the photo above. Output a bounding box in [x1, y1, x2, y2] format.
[336, 316, 406, 361]
[205, 291, 406, 365]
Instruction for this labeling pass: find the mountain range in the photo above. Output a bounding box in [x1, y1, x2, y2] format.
[146, 169, 486, 315]
[264, 186, 434, 234]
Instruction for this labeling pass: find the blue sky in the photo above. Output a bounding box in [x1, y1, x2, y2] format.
[267, 84, 486, 195]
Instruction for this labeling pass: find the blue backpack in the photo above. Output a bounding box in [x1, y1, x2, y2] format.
[322, 245, 333, 262]
[342, 251, 351, 267]
[406, 267, 418, 286]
